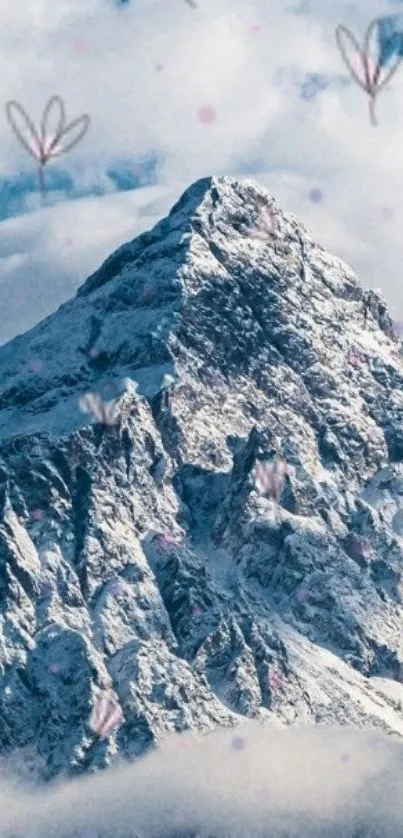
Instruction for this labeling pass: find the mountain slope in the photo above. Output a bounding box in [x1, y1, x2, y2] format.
[1, 175, 403, 780]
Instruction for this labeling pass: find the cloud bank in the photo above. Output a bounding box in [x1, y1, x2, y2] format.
[2, 0, 403, 343]
[1, 722, 403, 838]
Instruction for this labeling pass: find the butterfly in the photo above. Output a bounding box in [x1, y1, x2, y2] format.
[79, 391, 121, 426]
[254, 458, 288, 501]
[268, 668, 284, 693]
[88, 695, 124, 739]
[248, 205, 279, 241]
[347, 347, 364, 368]
[153, 532, 177, 549]
[335, 17, 403, 125]
[5, 96, 90, 199]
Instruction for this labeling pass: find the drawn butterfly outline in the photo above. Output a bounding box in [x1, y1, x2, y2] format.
[5, 95, 90, 198]
[254, 458, 288, 501]
[79, 391, 121, 426]
[248, 205, 279, 241]
[335, 17, 403, 125]
[89, 694, 124, 739]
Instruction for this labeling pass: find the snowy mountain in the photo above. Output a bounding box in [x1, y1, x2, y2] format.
[1, 174, 403, 782]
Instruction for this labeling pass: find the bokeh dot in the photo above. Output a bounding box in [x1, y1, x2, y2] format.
[380, 206, 394, 221]
[198, 105, 216, 125]
[28, 358, 44, 373]
[308, 187, 323, 203]
[232, 736, 246, 751]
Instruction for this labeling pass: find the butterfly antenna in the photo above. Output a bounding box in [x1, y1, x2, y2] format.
[369, 94, 377, 125]
[38, 164, 46, 201]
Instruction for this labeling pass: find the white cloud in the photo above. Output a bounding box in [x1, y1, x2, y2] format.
[1, 0, 403, 344]
[0, 723, 402, 838]
[0, 185, 181, 345]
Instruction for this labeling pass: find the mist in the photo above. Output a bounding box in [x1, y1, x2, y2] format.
[1, 721, 403, 838]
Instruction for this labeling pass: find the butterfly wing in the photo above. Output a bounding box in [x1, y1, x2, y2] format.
[262, 206, 278, 235]
[105, 398, 120, 425]
[5, 100, 41, 160]
[89, 695, 109, 734]
[79, 393, 93, 415]
[40, 96, 65, 158]
[335, 25, 369, 91]
[374, 16, 403, 91]
[79, 393, 104, 423]
[98, 700, 123, 738]
[377, 15, 403, 66]
[57, 114, 90, 155]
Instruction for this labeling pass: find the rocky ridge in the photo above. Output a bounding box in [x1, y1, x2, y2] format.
[0, 175, 403, 781]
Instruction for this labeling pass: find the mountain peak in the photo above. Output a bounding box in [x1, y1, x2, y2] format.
[77, 174, 280, 299]
[1, 177, 403, 782]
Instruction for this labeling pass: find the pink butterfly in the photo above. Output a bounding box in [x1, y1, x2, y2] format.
[268, 668, 284, 693]
[153, 532, 177, 549]
[5, 96, 90, 198]
[335, 18, 403, 125]
[248, 205, 279, 241]
[347, 347, 364, 367]
[367, 426, 383, 443]
[254, 458, 288, 501]
[89, 695, 124, 739]
[347, 534, 372, 561]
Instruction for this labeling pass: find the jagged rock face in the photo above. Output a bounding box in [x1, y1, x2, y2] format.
[1, 175, 403, 781]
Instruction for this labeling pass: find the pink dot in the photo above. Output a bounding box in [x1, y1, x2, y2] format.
[89, 347, 100, 358]
[380, 206, 394, 221]
[155, 63, 164, 72]
[251, 24, 261, 33]
[74, 39, 87, 54]
[174, 813, 186, 825]
[296, 587, 310, 603]
[14, 290, 27, 304]
[28, 358, 43, 373]
[65, 238, 73, 247]
[197, 105, 216, 125]
[32, 509, 43, 521]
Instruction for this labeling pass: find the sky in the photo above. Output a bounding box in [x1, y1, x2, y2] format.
[2, 0, 403, 345]
[0, 722, 403, 837]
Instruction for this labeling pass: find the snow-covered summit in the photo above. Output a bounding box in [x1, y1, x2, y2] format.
[1, 175, 403, 780]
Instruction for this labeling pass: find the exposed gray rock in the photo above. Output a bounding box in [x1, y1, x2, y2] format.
[1, 175, 403, 781]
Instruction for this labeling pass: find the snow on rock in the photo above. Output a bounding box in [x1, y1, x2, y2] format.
[0, 175, 403, 780]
